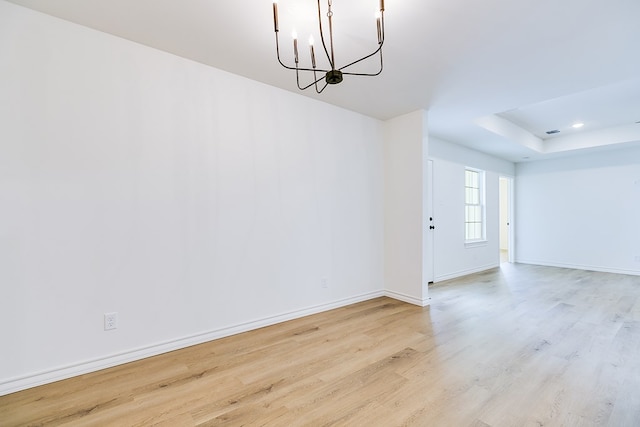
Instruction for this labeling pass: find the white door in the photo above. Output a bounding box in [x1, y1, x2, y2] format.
[425, 159, 435, 283]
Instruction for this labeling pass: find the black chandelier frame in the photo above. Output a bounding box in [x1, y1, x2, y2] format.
[273, 0, 385, 93]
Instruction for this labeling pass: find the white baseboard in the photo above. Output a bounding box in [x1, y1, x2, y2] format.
[384, 290, 431, 307]
[516, 259, 640, 277]
[0, 290, 386, 396]
[434, 263, 500, 283]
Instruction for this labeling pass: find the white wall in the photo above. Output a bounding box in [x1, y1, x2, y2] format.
[515, 147, 640, 275]
[0, 1, 385, 394]
[383, 111, 430, 306]
[429, 137, 515, 281]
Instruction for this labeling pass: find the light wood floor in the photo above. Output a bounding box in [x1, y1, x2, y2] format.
[3, 263, 640, 426]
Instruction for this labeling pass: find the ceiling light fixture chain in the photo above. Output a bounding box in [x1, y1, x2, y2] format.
[272, 0, 385, 93]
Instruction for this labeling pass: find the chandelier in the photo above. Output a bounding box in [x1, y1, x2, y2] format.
[272, 0, 385, 93]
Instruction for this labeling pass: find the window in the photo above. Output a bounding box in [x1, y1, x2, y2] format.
[465, 168, 485, 241]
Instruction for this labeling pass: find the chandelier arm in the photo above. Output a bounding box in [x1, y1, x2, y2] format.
[341, 55, 383, 76]
[341, 69, 382, 77]
[316, 81, 330, 93]
[341, 51, 383, 76]
[275, 32, 296, 70]
[296, 67, 304, 90]
[313, 69, 322, 93]
[337, 41, 383, 72]
[316, 0, 334, 68]
[296, 72, 329, 91]
[337, 11, 384, 72]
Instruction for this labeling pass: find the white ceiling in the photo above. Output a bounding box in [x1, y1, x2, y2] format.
[7, 0, 640, 162]
[498, 79, 640, 141]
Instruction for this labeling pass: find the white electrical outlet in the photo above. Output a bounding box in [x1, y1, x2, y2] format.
[321, 278, 328, 288]
[104, 312, 118, 330]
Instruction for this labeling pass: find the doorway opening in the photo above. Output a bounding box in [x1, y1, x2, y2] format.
[499, 176, 514, 263]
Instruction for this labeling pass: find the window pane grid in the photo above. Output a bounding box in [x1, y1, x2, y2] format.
[464, 169, 484, 241]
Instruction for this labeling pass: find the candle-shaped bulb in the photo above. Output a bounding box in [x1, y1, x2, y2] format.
[292, 31, 299, 64]
[273, 1, 279, 32]
[309, 36, 316, 68]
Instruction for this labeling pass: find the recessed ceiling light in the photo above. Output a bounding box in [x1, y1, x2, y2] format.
[572, 122, 584, 129]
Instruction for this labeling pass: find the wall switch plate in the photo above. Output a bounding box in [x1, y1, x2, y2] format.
[321, 278, 328, 288]
[104, 312, 118, 330]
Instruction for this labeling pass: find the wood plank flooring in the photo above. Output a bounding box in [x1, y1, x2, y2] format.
[2, 263, 640, 426]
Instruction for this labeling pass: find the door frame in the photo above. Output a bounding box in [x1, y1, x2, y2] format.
[424, 159, 435, 284]
[499, 175, 515, 263]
